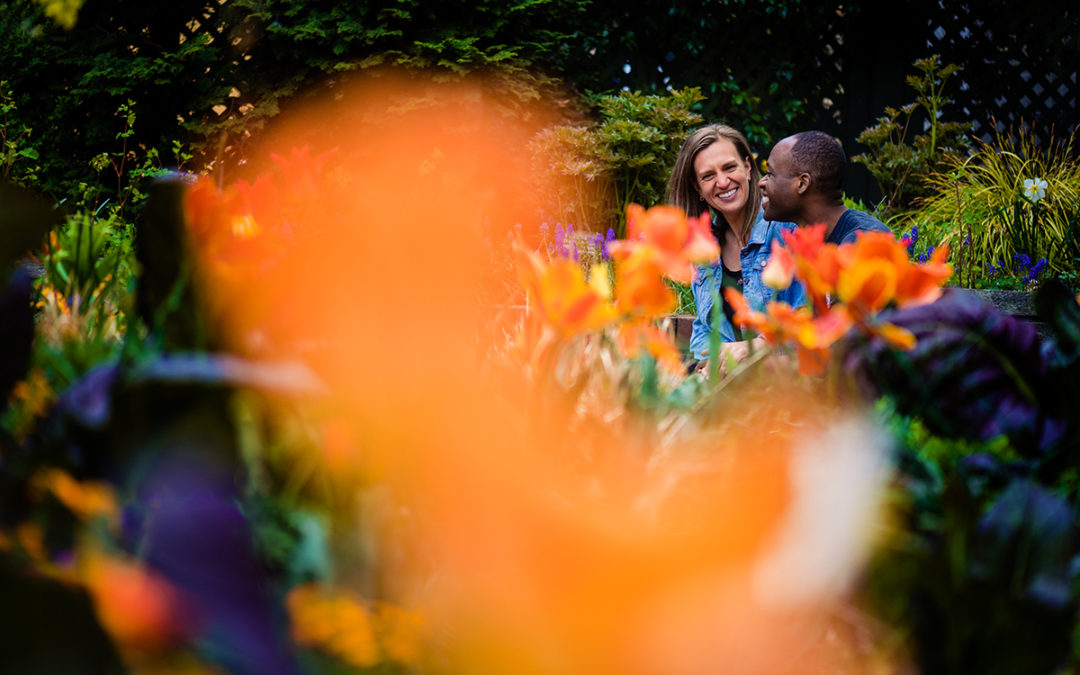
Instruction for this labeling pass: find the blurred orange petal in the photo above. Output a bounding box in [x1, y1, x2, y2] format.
[836, 257, 897, 314]
[616, 247, 677, 318]
[761, 239, 795, 290]
[871, 321, 917, 350]
[82, 550, 195, 655]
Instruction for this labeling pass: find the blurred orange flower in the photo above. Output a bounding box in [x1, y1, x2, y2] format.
[609, 204, 719, 285]
[82, 550, 195, 656]
[761, 239, 796, 290]
[32, 468, 117, 524]
[288, 584, 425, 668]
[617, 322, 683, 374]
[288, 584, 379, 668]
[514, 240, 617, 337]
[613, 245, 677, 318]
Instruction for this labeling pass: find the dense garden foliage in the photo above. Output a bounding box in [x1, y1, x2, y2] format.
[2, 2, 1080, 673]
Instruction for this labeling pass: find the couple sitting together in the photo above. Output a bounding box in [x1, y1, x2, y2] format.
[667, 125, 891, 370]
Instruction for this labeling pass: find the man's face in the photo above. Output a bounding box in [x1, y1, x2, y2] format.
[759, 138, 803, 223]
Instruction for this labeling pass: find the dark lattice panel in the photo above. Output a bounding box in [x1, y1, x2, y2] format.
[924, 0, 1079, 143]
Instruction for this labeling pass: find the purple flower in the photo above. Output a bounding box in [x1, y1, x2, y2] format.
[1026, 257, 1048, 282]
[904, 225, 918, 257]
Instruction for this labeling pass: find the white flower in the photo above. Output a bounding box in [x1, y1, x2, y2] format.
[1023, 177, 1048, 203]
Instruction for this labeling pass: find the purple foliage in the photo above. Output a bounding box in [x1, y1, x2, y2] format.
[840, 289, 1066, 455]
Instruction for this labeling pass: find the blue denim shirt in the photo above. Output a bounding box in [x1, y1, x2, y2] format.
[688, 209, 806, 359]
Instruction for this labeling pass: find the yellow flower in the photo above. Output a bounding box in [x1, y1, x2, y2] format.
[287, 584, 379, 668]
[375, 602, 425, 666]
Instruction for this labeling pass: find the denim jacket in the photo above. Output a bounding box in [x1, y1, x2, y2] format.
[688, 209, 806, 359]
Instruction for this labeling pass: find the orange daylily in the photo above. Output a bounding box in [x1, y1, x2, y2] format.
[514, 240, 617, 336]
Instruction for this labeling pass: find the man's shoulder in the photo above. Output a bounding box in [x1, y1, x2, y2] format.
[831, 208, 891, 244]
[843, 208, 890, 231]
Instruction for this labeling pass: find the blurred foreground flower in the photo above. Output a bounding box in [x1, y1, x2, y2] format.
[288, 584, 424, 669]
[80, 549, 196, 657]
[183, 77, 893, 674]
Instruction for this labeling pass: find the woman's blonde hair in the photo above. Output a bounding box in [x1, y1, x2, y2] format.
[665, 123, 762, 244]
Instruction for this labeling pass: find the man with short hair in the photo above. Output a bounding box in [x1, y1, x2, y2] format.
[759, 130, 891, 244]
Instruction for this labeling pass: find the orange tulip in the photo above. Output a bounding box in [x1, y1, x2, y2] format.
[615, 245, 678, 318]
[617, 322, 683, 374]
[836, 257, 899, 316]
[761, 239, 796, 290]
[611, 204, 719, 285]
[514, 241, 617, 337]
[723, 287, 772, 339]
[895, 244, 952, 306]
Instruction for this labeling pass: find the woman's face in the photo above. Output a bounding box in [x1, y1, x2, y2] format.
[692, 139, 753, 227]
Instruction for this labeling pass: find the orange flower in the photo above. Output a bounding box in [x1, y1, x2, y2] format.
[32, 469, 117, 523]
[288, 584, 379, 668]
[514, 241, 617, 336]
[614, 245, 677, 318]
[836, 257, 899, 316]
[723, 287, 772, 338]
[617, 322, 683, 374]
[610, 204, 719, 285]
[780, 223, 827, 260]
[894, 244, 952, 306]
[82, 550, 195, 656]
[870, 321, 917, 351]
[761, 239, 796, 290]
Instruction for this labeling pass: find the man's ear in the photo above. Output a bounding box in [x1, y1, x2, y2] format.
[795, 172, 811, 196]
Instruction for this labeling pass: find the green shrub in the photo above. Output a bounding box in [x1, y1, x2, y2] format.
[852, 55, 973, 220]
[530, 88, 705, 236]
